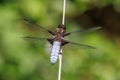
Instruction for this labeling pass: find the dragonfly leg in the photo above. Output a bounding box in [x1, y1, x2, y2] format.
[59, 49, 63, 54]
[61, 40, 69, 46]
[63, 33, 70, 37]
[47, 38, 54, 45]
[48, 30, 55, 35]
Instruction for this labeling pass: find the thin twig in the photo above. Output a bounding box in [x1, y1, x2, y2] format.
[58, 0, 66, 80]
[62, 0, 66, 25]
[58, 50, 62, 80]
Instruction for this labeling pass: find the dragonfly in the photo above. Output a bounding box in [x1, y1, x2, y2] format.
[23, 19, 101, 65]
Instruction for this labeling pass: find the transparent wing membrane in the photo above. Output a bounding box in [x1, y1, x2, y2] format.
[62, 40, 96, 51]
[22, 18, 54, 37]
[23, 36, 47, 40]
[67, 41, 96, 49]
[23, 18, 51, 31]
[65, 26, 102, 43]
[22, 36, 51, 48]
[67, 26, 101, 35]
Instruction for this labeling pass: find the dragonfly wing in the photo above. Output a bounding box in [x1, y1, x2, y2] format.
[65, 26, 102, 43]
[22, 36, 52, 47]
[23, 18, 54, 33]
[23, 36, 47, 40]
[22, 18, 55, 37]
[63, 40, 96, 49]
[66, 26, 101, 36]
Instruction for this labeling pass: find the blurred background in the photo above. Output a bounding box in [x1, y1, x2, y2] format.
[0, 0, 120, 80]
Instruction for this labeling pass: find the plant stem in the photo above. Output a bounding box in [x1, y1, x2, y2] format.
[58, 0, 66, 80]
[58, 50, 62, 80]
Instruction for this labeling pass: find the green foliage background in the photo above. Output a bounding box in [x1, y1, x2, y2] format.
[0, 0, 120, 80]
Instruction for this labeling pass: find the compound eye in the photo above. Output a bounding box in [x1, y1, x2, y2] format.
[58, 24, 65, 28]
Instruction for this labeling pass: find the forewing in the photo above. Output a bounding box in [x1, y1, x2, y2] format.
[22, 18, 54, 38]
[65, 26, 102, 43]
[65, 26, 101, 40]
[68, 26, 101, 34]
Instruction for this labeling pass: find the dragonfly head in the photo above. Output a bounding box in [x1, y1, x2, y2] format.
[58, 24, 66, 30]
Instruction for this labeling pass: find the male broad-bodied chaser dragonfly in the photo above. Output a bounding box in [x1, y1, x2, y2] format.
[23, 19, 101, 64]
